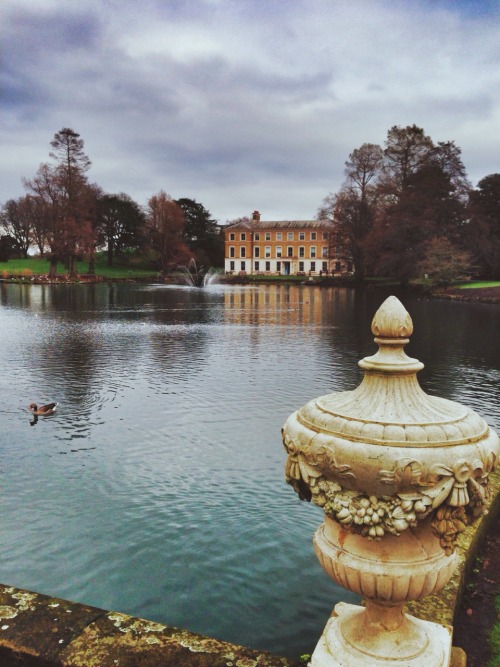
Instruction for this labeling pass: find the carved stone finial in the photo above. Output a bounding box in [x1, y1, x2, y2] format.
[371, 295, 413, 339]
[360, 295, 422, 374]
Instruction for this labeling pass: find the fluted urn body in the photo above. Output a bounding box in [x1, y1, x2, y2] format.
[282, 296, 499, 666]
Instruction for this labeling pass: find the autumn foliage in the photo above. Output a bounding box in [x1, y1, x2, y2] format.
[319, 124, 500, 283]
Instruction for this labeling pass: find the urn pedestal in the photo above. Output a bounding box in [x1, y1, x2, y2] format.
[282, 296, 499, 667]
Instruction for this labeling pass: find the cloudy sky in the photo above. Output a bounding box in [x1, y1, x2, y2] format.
[2, 0, 499, 223]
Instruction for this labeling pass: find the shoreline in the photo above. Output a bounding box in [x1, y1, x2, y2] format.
[1, 274, 499, 305]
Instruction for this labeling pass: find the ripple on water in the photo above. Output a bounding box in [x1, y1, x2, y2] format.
[1, 284, 499, 658]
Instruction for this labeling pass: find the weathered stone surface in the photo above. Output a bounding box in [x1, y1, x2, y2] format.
[0, 587, 104, 665]
[0, 586, 299, 667]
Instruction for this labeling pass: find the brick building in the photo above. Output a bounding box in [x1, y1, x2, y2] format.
[224, 211, 351, 276]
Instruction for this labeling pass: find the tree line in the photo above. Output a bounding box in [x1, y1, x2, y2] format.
[0, 128, 224, 275]
[318, 124, 500, 284]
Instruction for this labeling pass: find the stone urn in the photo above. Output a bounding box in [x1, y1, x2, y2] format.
[282, 296, 499, 666]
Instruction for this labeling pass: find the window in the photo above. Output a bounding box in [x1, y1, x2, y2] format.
[254, 261, 260, 271]
[240, 233, 246, 241]
[335, 261, 341, 271]
[322, 261, 328, 272]
[287, 246, 293, 257]
[310, 232, 317, 240]
[254, 246, 260, 257]
[299, 246, 305, 258]
[299, 232, 305, 240]
[287, 232, 294, 240]
[254, 232, 260, 241]
[229, 233, 235, 241]
[311, 261, 316, 272]
[322, 232, 329, 240]
[229, 246, 235, 258]
[276, 261, 281, 272]
[310, 246, 317, 258]
[241, 261, 246, 271]
[322, 246, 328, 258]
[299, 261, 304, 272]
[276, 232, 282, 240]
[265, 232, 271, 240]
[276, 246, 282, 258]
[265, 246, 271, 258]
[230, 261, 235, 271]
[265, 261, 271, 271]
[240, 247, 246, 258]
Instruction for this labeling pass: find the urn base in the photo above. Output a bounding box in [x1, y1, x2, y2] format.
[310, 602, 452, 667]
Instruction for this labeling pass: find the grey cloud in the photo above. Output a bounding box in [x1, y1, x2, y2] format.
[1, 0, 500, 223]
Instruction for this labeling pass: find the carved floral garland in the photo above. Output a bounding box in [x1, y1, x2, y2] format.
[283, 433, 497, 555]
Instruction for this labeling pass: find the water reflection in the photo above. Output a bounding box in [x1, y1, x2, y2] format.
[0, 283, 499, 659]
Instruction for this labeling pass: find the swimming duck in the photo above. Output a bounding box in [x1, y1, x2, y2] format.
[29, 402, 58, 416]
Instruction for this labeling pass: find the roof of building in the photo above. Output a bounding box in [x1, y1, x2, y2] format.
[225, 219, 333, 231]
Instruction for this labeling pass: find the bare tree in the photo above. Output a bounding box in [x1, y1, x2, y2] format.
[318, 143, 383, 280]
[23, 128, 95, 278]
[145, 191, 191, 275]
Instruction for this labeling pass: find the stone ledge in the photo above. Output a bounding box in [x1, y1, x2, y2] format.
[0, 587, 300, 667]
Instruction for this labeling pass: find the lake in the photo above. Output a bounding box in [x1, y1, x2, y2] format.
[1, 281, 499, 658]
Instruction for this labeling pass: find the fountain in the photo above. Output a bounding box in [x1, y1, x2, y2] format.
[176, 259, 220, 287]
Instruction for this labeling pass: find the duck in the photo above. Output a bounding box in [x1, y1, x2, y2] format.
[29, 402, 58, 416]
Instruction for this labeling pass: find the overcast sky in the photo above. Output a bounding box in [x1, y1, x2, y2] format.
[2, 0, 499, 223]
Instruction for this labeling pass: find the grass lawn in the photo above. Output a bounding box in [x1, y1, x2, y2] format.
[0, 257, 158, 280]
[456, 281, 500, 289]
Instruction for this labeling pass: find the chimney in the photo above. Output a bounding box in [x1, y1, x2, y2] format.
[252, 210, 261, 222]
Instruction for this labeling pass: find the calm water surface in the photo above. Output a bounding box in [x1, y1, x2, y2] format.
[1, 282, 499, 658]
